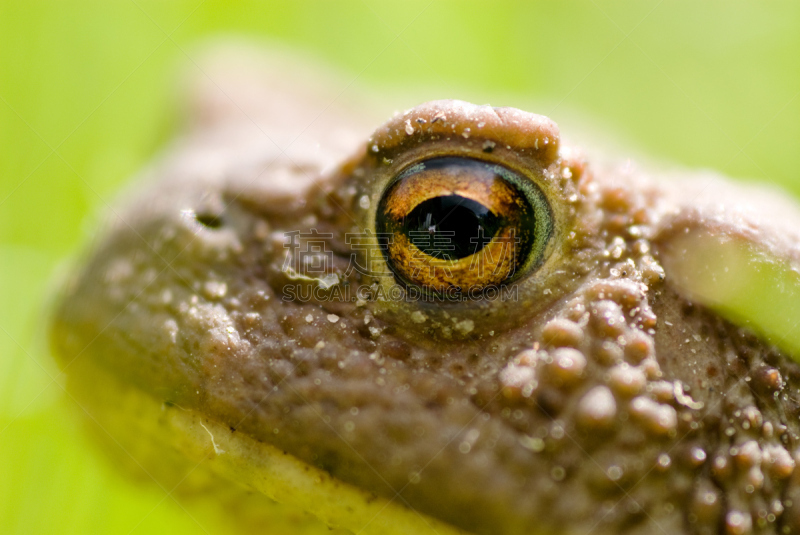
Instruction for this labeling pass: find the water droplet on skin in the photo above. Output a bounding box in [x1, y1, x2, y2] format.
[607, 465, 623, 481]
[657, 453, 671, 470]
[690, 447, 707, 466]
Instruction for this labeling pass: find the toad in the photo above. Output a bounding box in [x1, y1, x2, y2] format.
[50, 47, 800, 535]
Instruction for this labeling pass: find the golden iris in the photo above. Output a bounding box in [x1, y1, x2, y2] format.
[376, 157, 552, 295]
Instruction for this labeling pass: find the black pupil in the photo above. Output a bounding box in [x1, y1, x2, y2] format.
[403, 195, 501, 260]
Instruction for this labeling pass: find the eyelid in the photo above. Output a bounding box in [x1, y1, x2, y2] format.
[367, 100, 561, 169]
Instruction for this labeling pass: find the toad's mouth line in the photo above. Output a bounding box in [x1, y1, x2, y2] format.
[71, 356, 472, 535]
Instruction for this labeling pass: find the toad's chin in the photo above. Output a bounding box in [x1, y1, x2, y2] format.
[68, 355, 468, 535]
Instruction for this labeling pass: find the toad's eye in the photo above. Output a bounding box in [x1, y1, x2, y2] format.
[376, 157, 552, 295]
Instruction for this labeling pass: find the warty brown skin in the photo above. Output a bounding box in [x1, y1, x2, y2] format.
[51, 51, 800, 535]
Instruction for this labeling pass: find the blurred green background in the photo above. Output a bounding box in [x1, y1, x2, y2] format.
[1, 1, 799, 533]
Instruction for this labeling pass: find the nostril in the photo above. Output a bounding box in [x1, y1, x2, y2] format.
[195, 212, 224, 229]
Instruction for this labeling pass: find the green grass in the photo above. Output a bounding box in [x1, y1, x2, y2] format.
[2, 1, 799, 533]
